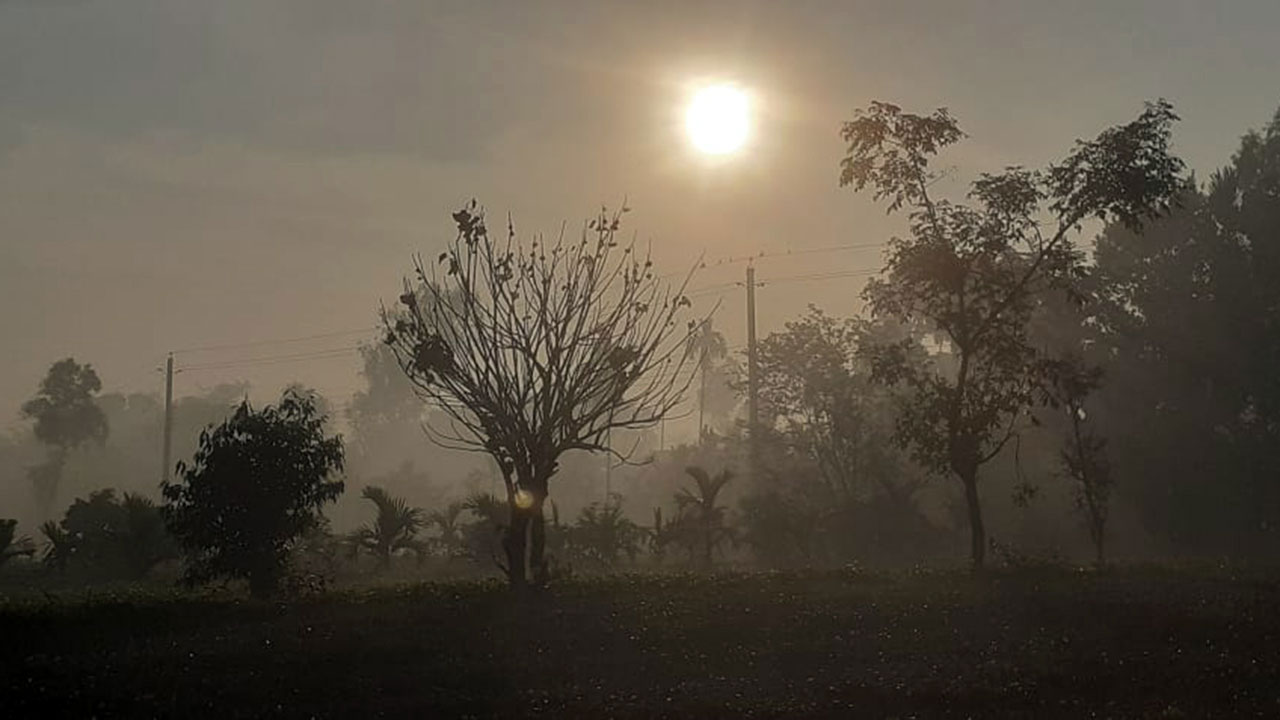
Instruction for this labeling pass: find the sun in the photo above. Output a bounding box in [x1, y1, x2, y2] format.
[685, 83, 751, 156]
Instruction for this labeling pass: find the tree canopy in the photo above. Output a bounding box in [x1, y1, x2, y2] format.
[843, 100, 1184, 567]
[161, 389, 345, 597]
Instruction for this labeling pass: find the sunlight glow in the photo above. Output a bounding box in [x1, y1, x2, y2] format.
[685, 84, 751, 156]
[513, 488, 534, 510]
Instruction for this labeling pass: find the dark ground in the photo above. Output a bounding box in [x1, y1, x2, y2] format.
[3, 567, 1279, 718]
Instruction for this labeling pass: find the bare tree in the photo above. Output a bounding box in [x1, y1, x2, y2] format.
[384, 202, 700, 591]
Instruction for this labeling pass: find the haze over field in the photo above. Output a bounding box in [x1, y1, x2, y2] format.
[4, 0, 1280, 424]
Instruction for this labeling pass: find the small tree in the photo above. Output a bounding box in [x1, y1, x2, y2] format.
[384, 203, 699, 590]
[1042, 354, 1113, 565]
[0, 519, 35, 568]
[349, 485, 424, 568]
[842, 100, 1183, 568]
[20, 358, 109, 517]
[674, 466, 735, 570]
[162, 390, 345, 598]
[36, 489, 176, 579]
[427, 500, 468, 560]
[565, 494, 644, 572]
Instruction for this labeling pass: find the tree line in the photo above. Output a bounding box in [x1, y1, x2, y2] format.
[5, 98, 1280, 594]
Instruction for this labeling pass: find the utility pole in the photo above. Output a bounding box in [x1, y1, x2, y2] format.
[161, 353, 174, 484]
[746, 263, 759, 478]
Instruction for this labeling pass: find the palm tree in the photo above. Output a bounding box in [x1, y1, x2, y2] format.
[427, 500, 467, 559]
[685, 319, 728, 443]
[566, 494, 643, 571]
[0, 519, 34, 568]
[675, 465, 735, 570]
[349, 485, 424, 568]
[40, 520, 73, 571]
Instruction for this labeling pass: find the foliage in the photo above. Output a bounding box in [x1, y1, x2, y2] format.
[20, 358, 109, 515]
[426, 500, 468, 560]
[749, 307, 923, 505]
[564, 494, 644, 571]
[161, 389, 345, 598]
[0, 519, 35, 568]
[1089, 106, 1280, 554]
[34, 489, 176, 579]
[348, 485, 424, 567]
[843, 100, 1184, 567]
[1040, 354, 1112, 564]
[383, 202, 701, 590]
[671, 466, 736, 570]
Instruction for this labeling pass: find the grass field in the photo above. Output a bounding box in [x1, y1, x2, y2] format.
[3, 567, 1279, 718]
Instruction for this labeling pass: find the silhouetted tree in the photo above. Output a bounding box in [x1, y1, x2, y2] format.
[1041, 354, 1112, 565]
[427, 499, 468, 559]
[0, 519, 34, 567]
[565, 494, 643, 571]
[162, 389, 345, 598]
[349, 485, 424, 568]
[673, 466, 735, 570]
[750, 307, 922, 509]
[36, 489, 176, 579]
[1090, 106, 1280, 554]
[20, 358, 108, 517]
[842, 100, 1184, 567]
[383, 202, 700, 591]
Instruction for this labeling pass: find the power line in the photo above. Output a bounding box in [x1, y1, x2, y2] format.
[180, 346, 362, 372]
[171, 326, 379, 355]
[758, 268, 880, 286]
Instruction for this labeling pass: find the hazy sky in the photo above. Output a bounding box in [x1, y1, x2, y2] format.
[3, 0, 1279, 429]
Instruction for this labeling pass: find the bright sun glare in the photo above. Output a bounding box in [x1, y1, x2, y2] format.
[685, 84, 750, 156]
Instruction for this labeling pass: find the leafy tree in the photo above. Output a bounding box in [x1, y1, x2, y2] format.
[36, 489, 176, 579]
[384, 203, 700, 590]
[564, 494, 644, 571]
[1041, 355, 1112, 565]
[1090, 107, 1280, 554]
[161, 389, 345, 598]
[673, 466, 736, 570]
[349, 485, 424, 568]
[751, 307, 922, 508]
[20, 358, 109, 516]
[842, 100, 1184, 567]
[0, 519, 34, 568]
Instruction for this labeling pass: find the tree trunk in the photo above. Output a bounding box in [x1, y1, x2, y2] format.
[961, 471, 985, 570]
[504, 505, 529, 592]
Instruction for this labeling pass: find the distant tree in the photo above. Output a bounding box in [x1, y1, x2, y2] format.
[36, 489, 176, 579]
[20, 358, 109, 516]
[673, 466, 735, 570]
[842, 100, 1184, 567]
[349, 485, 424, 568]
[0, 519, 35, 568]
[686, 318, 729, 441]
[565, 494, 644, 571]
[644, 506, 679, 563]
[750, 307, 922, 509]
[162, 389, 345, 598]
[427, 500, 468, 559]
[383, 202, 700, 591]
